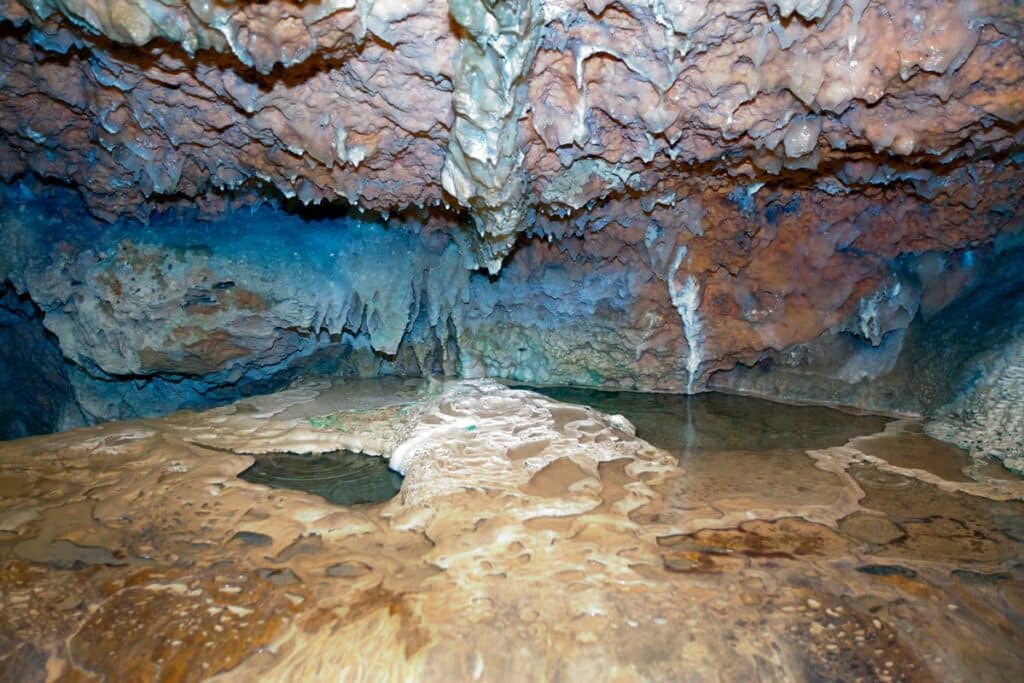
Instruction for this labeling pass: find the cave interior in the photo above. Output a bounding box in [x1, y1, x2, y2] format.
[0, 0, 1023, 680]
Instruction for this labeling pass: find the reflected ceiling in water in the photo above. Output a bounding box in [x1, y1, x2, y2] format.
[518, 386, 891, 454]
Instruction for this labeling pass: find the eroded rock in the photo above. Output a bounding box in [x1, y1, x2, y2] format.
[0, 0, 1020, 260]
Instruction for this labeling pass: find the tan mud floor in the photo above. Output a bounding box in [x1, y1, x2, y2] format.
[1, 379, 1022, 682]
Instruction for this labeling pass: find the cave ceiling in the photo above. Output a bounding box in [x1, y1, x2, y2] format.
[1, 0, 1021, 271]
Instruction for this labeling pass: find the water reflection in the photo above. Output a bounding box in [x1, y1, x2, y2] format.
[518, 386, 890, 454]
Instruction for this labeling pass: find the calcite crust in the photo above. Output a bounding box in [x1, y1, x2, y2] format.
[1, 379, 1023, 680]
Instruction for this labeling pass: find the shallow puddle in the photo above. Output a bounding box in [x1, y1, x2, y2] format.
[851, 464, 1024, 562]
[854, 432, 975, 481]
[524, 385, 884, 514]
[238, 450, 403, 506]
[526, 386, 1024, 594]
[673, 448, 845, 507]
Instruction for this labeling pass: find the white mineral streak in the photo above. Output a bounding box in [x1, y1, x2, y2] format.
[668, 246, 705, 394]
[573, 44, 593, 143]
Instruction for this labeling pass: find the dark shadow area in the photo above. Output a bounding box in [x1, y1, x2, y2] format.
[897, 242, 1024, 412]
[0, 281, 84, 439]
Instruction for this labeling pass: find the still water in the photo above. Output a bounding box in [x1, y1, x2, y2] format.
[239, 449, 403, 505]
[518, 385, 890, 452]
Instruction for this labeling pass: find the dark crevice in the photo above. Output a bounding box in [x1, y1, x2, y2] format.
[0, 280, 85, 439]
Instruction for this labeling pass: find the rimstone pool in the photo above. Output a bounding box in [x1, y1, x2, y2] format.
[238, 450, 403, 507]
[0, 378, 1021, 681]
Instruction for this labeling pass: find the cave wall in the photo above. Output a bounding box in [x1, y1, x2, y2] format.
[2, 177, 1019, 431]
[2, 0, 1022, 265]
[924, 241, 1024, 471]
[0, 0, 1022, 454]
[0, 183, 470, 423]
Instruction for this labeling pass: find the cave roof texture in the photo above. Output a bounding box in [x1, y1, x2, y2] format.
[0, 0, 1021, 272]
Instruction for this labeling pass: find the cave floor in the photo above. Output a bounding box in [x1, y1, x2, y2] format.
[0, 379, 1022, 682]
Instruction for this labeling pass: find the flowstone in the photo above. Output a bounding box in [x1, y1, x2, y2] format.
[1, 378, 1022, 680]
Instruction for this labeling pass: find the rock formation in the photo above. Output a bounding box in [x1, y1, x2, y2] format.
[0, 0, 1022, 464]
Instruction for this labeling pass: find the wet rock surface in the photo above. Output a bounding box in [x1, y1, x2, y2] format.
[1, 379, 1022, 681]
